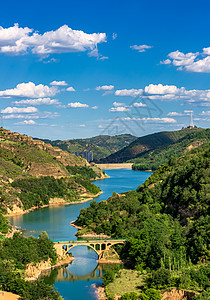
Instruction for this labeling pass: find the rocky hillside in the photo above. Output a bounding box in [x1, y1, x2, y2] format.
[99, 127, 208, 166]
[39, 134, 136, 162]
[0, 128, 106, 218]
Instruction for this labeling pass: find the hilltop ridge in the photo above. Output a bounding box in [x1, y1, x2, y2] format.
[39, 134, 137, 162]
[98, 127, 209, 168]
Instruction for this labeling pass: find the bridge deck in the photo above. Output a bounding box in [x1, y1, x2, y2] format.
[54, 239, 126, 244]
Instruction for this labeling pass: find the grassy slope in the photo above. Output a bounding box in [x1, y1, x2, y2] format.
[99, 127, 204, 164]
[39, 134, 137, 161]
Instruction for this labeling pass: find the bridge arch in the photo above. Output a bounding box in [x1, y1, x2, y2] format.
[63, 243, 100, 258]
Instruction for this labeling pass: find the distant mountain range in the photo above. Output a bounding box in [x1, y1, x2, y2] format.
[38, 134, 137, 162]
[99, 127, 210, 170]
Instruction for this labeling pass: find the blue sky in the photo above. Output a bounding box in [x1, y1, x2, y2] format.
[0, 0, 209, 139]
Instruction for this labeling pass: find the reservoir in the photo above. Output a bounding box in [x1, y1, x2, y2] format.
[8, 169, 152, 300]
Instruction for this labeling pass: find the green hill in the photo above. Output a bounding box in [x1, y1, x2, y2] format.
[132, 128, 210, 170]
[0, 128, 105, 220]
[99, 127, 208, 167]
[39, 134, 136, 162]
[75, 142, 210, 297]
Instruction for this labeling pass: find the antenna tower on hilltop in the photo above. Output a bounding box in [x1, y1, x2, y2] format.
[190, 110, 194, 127]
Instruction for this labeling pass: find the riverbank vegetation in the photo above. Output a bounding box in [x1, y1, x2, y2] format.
[0, 231, 62, 299]
[9, 175, 100, 210]
[76, 142, 210, 299]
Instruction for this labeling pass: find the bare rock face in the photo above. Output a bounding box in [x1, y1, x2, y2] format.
[162, 289, 196, 300]
[25, 259, 52, 280]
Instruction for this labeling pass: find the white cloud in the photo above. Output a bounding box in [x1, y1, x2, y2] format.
[0, 24, 107, 58]
[1, 106, 38, 114]
[167, 111, 192, 117]
[13, 97, 60, 106]
[17, 119, 36, 125]
[109, 106, 130, 112]
[145, 84, 181, 95]
[92, 106, 98, 109]
[113, 101, 125, 107]
[0, 82, 58, 98]
[200, 111, 210, 115]
[161, 48, 210, 73]
[130, 44, 153, 53]
[120, 117, 176, 123]
[133, 102, 147, 107]
[115, 89, 143, 97]
[167, 112, 184, 116]
[50, 80, 67, 86]
[115, 83, 210, 106]
[112, 33, 117, 40]
[67, 102, 89, 108]
[95, 85, 114, 91]
[160, 59, 171, 65]
[79, 124, 86, 127]
[66, 87, 75, 92]
[3, 112, 58, 119]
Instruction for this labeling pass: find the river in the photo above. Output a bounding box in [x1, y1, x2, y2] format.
[8, 169, 152, 300]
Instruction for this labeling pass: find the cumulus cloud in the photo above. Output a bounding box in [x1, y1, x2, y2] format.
[0, 82, 58, 98]
[50, 80, 67, 86]
[161, 48, 210, 73]
[115, 89, 143, 97]
[109, 106, 130, 112]
[95, 85, 114, 91]
[66, 87, 75, 92]
[17, 120, 36, 125]
[130, 44, 153, 53]
[67, 102, 89, 108]
[1, 106, 38, 114]
[133, 102, 147, 107]
[13, 97, 60, 106]
[0, 24, 107, 58]
[92, 106, 98, 109]
[115, 83, 210, 106]
[113, 101, 125, 107]
[79, 124, 86, 127]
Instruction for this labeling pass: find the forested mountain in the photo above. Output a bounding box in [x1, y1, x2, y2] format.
[0, 128, 105, 224]
[39, 134, 136, 161]
[76, 142, 210, 298]
[99, 128, 207, 167]
[132, 128, 210, 170]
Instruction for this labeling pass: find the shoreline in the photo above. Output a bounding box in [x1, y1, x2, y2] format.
[97, 163, 133, 169]
[92, 283, 107, 300]
[26, 256, 75, 281]
[4, 191, 102, 217]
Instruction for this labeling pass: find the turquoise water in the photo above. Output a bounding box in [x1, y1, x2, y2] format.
[8, 169, 152, 300]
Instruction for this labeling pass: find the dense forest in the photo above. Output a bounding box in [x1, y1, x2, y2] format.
[76, 142, 210, 298]
[0, 231, 61, 299]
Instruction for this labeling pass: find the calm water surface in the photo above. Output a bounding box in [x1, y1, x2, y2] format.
[8, 169, 152, 300]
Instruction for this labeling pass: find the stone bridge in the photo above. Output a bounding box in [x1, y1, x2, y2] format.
[54, 239, 126, 259]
